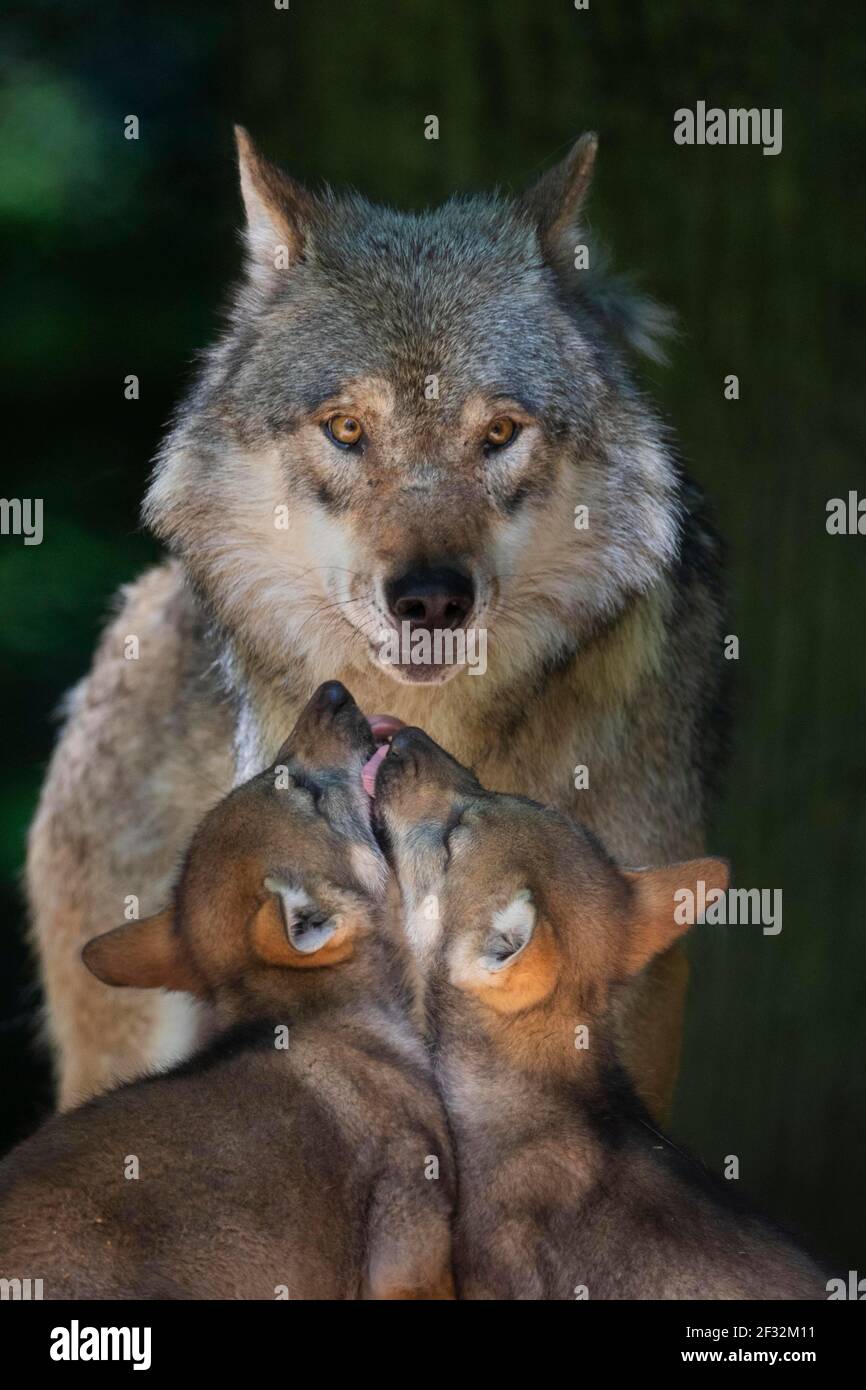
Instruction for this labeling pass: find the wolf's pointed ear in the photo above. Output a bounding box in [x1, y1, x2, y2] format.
[623, 858, 730, 975]
[82, 909, 203, 995]
[234, 125, 314, 273]
[252, 877, 355, 970]
[523, 132, 598, 265]
[524, 135, 675, 361]
[452, 890, 558, 1014]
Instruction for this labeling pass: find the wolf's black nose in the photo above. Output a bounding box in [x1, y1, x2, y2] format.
[385, 566, 474, 631]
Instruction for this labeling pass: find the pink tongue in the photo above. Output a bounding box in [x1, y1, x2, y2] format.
[362, 743, 390, 798]
[367, 714, 405, 741]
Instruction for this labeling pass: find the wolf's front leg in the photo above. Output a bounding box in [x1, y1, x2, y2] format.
[26, 562, 233, 1108]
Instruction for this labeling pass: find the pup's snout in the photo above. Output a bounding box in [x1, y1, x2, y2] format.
[374, 726, 481, 831]
[278, 682, 376, 768]
[311, 680, 353, 716]
[388, 727, 433, 763]
[385, 565, 474, 632]
[383, 727, 465, 785]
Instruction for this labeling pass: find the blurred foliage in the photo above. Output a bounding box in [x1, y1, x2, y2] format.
[1, 0, 864, 1268]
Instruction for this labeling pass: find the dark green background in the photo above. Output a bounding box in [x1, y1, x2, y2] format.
[1, 1, 864, 1270]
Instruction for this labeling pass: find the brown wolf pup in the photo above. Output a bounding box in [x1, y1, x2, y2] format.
[373, 728, 824, 1301]
[0, 685, 454, 1300]
[28, 127, 727, 1114]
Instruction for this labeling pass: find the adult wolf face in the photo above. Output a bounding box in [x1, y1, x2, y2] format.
[145, 129, 678, 690]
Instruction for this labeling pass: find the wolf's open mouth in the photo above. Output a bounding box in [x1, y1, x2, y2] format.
[362, 714, 404, 798]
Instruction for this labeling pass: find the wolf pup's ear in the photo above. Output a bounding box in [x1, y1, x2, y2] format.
[234, 125, 315, 275]
[252, 877, 355, 970]
[452, 890, 558, 1014]
[523, 132, 598, 267]
[82, 909, 202, 994]
[623, 857, 731, 975]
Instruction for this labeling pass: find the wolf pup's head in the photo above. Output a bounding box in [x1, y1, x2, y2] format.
[145, 129, 678, 692]
[82, 682, 399, 1024]
[374, 725, 728, 1075]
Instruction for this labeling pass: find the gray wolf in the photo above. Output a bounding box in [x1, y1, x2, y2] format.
[27, 128, 726, 1114]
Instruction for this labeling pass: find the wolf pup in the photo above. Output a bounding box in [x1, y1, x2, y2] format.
[373, 727, 824, 1301]
[0, 685, 454, 1300]
[28, 128, 726, 1113]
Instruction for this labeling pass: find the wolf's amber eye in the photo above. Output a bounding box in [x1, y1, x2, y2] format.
[484, 417, 517, 449]
[325, 414, 364, 448]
